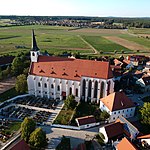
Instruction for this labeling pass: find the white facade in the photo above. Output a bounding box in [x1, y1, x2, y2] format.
[99, 127, 109, 143]
[100, 101, 135, 122]
[136, 78, 150, 92]
[27, 74, 114, 102]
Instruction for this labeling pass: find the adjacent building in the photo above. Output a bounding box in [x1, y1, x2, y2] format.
[100, 91, 135, 122]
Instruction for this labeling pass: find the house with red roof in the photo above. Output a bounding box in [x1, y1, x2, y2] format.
[9, 139, 30, 150]
[75, 115, 98, 129]
[116, 137, 138, 150]
[100, 91, 135, 122]
[27, 30, 114, 102]
[99, 116, 139, 143]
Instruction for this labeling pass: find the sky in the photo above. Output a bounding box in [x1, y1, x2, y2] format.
[0, 0, 150, 17]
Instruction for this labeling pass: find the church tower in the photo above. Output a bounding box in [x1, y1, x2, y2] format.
[30, 30, 40, 62]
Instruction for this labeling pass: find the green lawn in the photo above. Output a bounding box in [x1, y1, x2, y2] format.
[2, 121, 21, 135]
[53, 108, 74, 125]
[81, 35, 131, 52]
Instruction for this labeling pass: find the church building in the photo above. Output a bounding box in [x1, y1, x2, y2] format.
[27, 30, 114, 103]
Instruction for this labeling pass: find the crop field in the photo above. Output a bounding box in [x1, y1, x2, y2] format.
[119, 34, 150, 50]
[104, 36, 149, 51]
[81, 35, 131, 53]
[0, 25, 150, 56]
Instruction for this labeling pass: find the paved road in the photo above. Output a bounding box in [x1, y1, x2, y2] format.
[42, 125, 100, 150]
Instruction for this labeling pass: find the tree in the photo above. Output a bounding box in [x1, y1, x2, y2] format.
[29, 127, 47, 149]
[64, 95, 76, 110]
[15, 74, 27, 93]
[56, 136, 71, 150]
[11, 57, 24, 75]
[21, 117, 36, 143]
[100, 111, 110, 121]
[95, 133, 105, 145]
[139, 102, 150, 125]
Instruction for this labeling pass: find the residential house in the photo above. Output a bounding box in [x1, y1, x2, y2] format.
[116, 137, 138, 150]
[100, 91, 136, 122]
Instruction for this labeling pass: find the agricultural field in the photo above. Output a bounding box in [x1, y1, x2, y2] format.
[81, 35, 131, 53]
[0, 25, 150, 56]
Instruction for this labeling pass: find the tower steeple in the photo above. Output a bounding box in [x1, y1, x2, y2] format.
[31, 29, 39, 51]
[30, 30, 40, 62]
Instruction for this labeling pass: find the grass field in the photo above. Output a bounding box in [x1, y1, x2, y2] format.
[0, 25, 150, 56]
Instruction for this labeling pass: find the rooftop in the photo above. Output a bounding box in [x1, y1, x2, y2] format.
[30, 55, 113, 81]
[76, 115, 96, 126]
[116, 137, 138, 150]
[100, 91, 135, 111]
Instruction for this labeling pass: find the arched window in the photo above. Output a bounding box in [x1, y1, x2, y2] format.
[32, 52, 35, 56]
[82, 79, 86, 97]
[69, 87, 72, 95]
[75, 88, 78, 97]
[88, 80, 92, 98]
[44, 83, 47, 88]
[100, 81, 105, 98]
[107, 81, 111, 95]
[57, 85, 60, 91]
[51, 84, 54, 89]
[38, 82, 41, 87]
[94, 81, 98, 98]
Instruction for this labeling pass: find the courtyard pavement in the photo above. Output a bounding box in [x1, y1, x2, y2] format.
[42, 125, 100, 150]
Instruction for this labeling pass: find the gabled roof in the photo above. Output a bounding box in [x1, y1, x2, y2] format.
[116, 137, 138, 150]
[76, 115, 96, 126]
[10, 139, 30, 150]
[30, 56, 113, 80]
[100, 91, 135, 111]
[116, 116, 139, 139]
[104, 122, 124, 139]
[137, 134, 150, 139]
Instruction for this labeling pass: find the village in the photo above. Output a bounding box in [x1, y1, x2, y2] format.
[0, 29, 149, 150]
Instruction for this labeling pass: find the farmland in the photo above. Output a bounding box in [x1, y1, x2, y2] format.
[0, 25, 150, 56]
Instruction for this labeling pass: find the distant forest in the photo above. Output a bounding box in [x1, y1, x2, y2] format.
[0, 15, 150, 28]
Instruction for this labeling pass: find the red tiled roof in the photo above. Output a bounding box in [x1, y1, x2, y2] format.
[105, 122, 124, 139]
[116, 137, 138, 150]
[137, 134, 150, 139]
[100, 91, 135, 111]
[10, 139, 30, 150]
[30, 56, 113, 81]
[76, 115, 96, 126]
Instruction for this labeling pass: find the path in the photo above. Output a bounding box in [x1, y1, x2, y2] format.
[77, 35, 99, 54]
